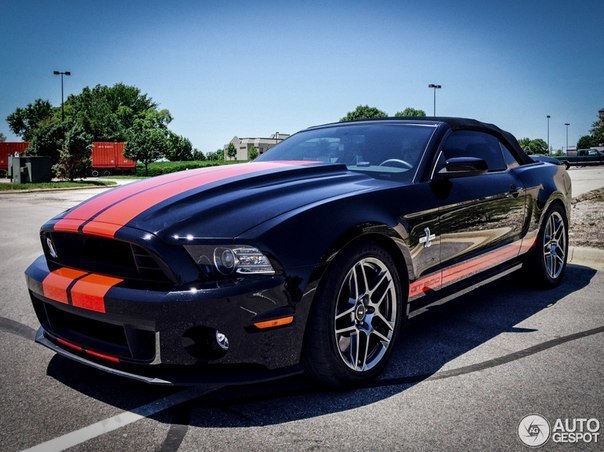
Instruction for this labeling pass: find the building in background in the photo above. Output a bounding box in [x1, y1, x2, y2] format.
[224, 133, 290, 160]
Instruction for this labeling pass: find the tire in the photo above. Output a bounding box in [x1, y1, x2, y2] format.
[102, 170, 112, 176]
[91, 169, 100, 177]
[524, 203, 568, 288]
[302, 241, 405, 387]
[561, 161, 570, 170]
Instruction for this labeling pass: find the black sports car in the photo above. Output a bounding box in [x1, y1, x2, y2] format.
[25, 118, 571, 386]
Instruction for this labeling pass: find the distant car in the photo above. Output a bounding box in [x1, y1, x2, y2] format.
[25, 118, 571, 387]
[558, 148, 604, 168]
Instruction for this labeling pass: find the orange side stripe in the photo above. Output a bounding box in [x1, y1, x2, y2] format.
[254, 316, 294, 329]
[409, 273, 442, 298]
[42, 268, 88, 304]
[409, 240, 524, 299]
[70, 274, 123, 313]
[441, 243, 519, 284]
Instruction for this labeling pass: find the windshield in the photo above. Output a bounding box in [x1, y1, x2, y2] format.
[256, 123, 437, 181]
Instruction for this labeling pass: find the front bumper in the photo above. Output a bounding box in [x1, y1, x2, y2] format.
[26, 256, 313, 384]
[35, 327, 302, 385]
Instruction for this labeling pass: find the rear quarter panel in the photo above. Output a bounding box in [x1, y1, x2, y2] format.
[513, 161, 571, 244]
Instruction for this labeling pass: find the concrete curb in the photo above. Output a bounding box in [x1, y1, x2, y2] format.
[0, 184, 117, 194]
[569, 246, 604, 271]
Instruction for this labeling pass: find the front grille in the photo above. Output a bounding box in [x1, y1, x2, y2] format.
[45, 232, 172, 286]
[40, 301, 156, 362]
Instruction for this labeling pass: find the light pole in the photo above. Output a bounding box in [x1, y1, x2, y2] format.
[428, 84, 442, 116]
[53, 70, 71, 122]
[547, 115, 551, 154]
[564, 123, 570, 153]
[275, 131, 279, 145]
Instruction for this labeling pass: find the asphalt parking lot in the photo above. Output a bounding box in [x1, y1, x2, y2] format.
[0, 168, 603, 451]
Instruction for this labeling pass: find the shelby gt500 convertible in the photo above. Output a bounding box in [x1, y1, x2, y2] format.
[25, 118, 571, 386]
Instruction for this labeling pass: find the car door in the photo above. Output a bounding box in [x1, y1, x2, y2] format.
[432, 131, 526, 289]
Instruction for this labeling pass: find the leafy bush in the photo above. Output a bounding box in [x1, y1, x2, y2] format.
[53, 123, 92, 180]
[135, 160, 241, 177]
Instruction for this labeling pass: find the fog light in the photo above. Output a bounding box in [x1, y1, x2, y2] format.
[182, 326, 229, 360]
[216, 331, 229, 351]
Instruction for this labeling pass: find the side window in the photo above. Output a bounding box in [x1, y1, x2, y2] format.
[441, 131, 507, 172]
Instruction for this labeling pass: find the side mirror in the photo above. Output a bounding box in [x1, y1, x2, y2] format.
[437, 157, 488, 179]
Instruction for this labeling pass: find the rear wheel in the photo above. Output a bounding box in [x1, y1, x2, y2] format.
[524, 204, 568, 287]
[303, 242, 404, 386]
[91, 169, 100, 177]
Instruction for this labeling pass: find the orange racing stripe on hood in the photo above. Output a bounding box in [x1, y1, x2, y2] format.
[53, 164, 230, 233]
[81, 161, 311, 238]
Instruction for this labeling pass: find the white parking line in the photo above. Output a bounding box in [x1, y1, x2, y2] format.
[21, 385, 220, 452]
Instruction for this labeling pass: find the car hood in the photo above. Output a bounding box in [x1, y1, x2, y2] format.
[51, 161, 377, 241]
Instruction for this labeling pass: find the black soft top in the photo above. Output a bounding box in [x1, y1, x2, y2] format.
[309, 117, 534, 165]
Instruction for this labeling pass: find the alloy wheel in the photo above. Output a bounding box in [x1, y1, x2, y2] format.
[543, 211, 567, 279]
[334, 257, 397, 372]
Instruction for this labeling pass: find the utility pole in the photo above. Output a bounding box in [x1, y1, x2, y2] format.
[428, 84, 442, 116]
[547, 115, 551, 154]
[53, 70, 71, 122]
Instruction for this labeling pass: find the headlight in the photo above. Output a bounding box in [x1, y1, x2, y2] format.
[185, 245, 275, 277]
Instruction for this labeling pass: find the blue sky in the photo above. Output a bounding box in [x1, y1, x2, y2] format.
[1, 0, 602, 152]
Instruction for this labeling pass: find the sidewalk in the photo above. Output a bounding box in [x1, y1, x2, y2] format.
[569, 246, 604, 271]
[0, 177, 136, 194]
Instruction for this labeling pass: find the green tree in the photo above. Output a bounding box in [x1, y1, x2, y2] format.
[165, 132, 193, 161]
[0, 131, 5, 142]
[226, 142, 237, 160]
[123, 105, 175, 174]
[54, 124, 92, 180]
[125, 128, 169, 176]
[248, 146, 259, 160]
[27, 122, 68, 164]
[590, 117, 604, 146]
[394, 107, 426, 117]
[518, 137, 548, 155]
[65, 83, 159, 141]
[6, 99, 54, 141]
[340, 105, 387, 122]
[577, 135, 597, 149]
[205, 150, 222, 161]
[191, 149, 206, 161]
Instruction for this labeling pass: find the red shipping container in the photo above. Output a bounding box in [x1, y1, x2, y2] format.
[91, 142, 135, 171]
[0, 142, 30, 170]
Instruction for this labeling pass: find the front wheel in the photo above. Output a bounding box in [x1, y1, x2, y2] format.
[303, 242, 405, 386]
[524, 204, 568, 287]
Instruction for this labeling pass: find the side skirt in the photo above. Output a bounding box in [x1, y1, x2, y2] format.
[408, 263, 522, 319]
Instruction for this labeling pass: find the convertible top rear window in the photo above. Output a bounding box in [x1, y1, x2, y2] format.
[257, 124, 437, 181]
